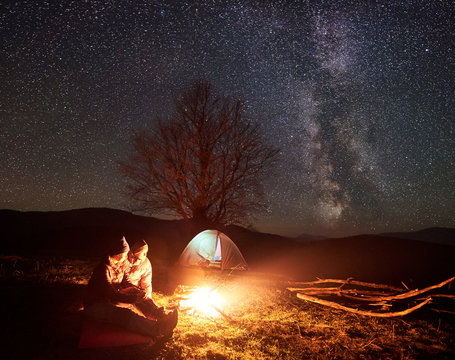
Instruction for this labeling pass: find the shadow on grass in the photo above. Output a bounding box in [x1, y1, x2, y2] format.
[0, 279, 172, 360]
[0, 258, 454, 359]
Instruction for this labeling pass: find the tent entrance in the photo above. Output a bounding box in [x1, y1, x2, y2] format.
[213, 235, 221, 261]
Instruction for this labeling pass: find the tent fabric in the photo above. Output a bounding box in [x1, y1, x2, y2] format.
[178, 230, 247, 270]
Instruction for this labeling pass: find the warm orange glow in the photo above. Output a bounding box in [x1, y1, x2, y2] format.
[179, 287, 225, 318]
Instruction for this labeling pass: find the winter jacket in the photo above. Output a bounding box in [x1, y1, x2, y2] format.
[126, 256, 152, 299]
[84, 257, 137, 307]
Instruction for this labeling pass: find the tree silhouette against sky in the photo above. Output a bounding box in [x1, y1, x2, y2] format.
[120, 81, 278, 226]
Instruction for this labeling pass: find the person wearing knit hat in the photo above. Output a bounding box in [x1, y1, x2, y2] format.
[83, 236, 179, 339]
[110, 236, 130, 256]
[131, 239, 148, 255]
[126, 239, 170, 319]
[85, 236, 133, 306]
[127, 239, 152, 298]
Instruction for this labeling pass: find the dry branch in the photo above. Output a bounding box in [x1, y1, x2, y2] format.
[211, 305, 233, 321]
[292, 275, 455, 317]
[342, 294, 393, 303]
[345, 275, 455, 302]
[290, 278, 404, 292]
[430, 308, 455, 315]
[429, 294, 455, 301]
[287, 287, 394, 298]
[291, 276, 455, 303]
[296, 293, 432, 318]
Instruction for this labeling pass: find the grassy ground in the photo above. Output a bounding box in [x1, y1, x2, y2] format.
[1, 255, 454, 359]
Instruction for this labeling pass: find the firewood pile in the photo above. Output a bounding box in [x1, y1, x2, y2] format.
[287, 276, 455, 317]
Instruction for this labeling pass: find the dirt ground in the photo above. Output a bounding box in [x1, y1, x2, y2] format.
[1, 256, 454, 359]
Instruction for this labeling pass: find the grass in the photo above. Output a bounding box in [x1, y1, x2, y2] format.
[1, 255, 454, 359]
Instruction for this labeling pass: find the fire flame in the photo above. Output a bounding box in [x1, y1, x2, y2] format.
[179, 287, 224, 318]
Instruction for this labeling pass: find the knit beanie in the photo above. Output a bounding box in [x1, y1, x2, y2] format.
[131, 239, 148, 254]
[110, 236, 130, 256]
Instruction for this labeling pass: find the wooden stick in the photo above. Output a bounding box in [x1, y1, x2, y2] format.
[401, 281, 410, 290]
[359, 335, 379, 350]
[351, 275, 455, 302]
[427, 294, 455, 301]
[296, 293, 432, 318]
[366, 301, 391, 307]
[287, 287, 394, 297]
[211, 305, 233, 321]
[430, 308, 455, 315]
[290, 278, 404, 292]
[287, 287, 340, 293]
[340, 293, 393, 303]
[301, 276, 455, 303]
[179, 307, 194, 313]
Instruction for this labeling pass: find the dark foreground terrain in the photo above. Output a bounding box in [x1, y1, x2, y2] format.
[0, 256, 454, 359]
[1, 209, 454, 358]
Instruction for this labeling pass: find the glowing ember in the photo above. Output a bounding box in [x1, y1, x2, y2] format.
[179, 287, 225, 318]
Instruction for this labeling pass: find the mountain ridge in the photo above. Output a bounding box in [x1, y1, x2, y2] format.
[1, 208, 454, 286]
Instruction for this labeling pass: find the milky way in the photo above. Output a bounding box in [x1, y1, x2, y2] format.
[1, 1, 454, 236]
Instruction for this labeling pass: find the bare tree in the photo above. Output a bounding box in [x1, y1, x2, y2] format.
[120, 81, 278, 225]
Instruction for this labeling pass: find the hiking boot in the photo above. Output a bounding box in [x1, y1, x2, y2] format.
[137, 301, 165, 319]
[158, 309, 178, 337]
[148, 306, 165, 319]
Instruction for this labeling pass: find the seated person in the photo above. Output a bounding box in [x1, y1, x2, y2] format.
[126, 240, 165, 318]
[84, 236, 177, 338]
[127, 240, 153, 298]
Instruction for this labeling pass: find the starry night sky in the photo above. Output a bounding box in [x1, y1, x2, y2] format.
[1, 0, 454, 237]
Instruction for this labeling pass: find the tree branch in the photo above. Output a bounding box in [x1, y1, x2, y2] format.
[296, 293, 432, 318]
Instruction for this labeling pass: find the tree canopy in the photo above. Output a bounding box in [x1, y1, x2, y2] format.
[120, 81, 278, 226]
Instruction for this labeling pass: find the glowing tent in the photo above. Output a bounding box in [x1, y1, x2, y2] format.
[178, 230, 248, 270]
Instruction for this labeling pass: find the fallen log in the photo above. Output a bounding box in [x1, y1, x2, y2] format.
[287, 287, 394, 297]
[296, 293, 432, 318]
[342, 275, 455, 302]
[290, 278, 404, 292]
[287, 287, 340, 293]
[340, 293, 392, 303]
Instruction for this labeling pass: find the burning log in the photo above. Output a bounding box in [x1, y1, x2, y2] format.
[177, 286, 230, 320]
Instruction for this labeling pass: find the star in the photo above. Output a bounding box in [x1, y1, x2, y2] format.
[1, 0, 454, 237]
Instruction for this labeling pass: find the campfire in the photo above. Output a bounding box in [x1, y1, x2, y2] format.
[177, 286, 230, 320]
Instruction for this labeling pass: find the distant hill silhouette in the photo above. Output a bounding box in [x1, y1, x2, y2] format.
[1, 208, 454, 287]
[258, 234, 455, 288]
[381, 227, 455, 247]
[293, 233, 327, 242]
[0, 208, 195, 264]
